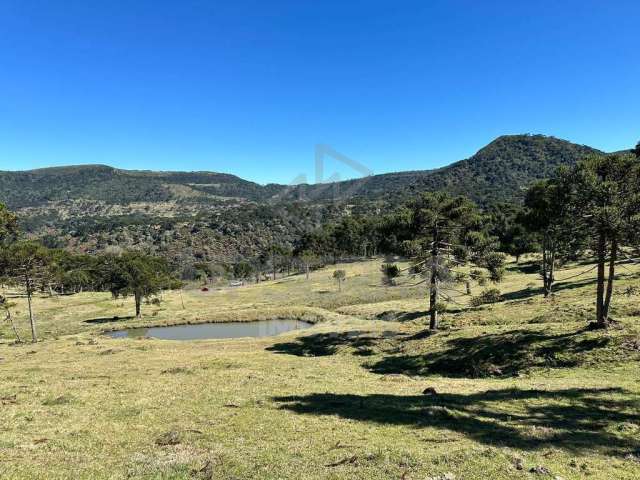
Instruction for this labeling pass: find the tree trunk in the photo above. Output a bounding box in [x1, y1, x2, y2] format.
[465, 280, 471, 295]
[26, 280, 37, 343]
[337, 279, 342, 292]
[4, 308, 21, 343]
[542, 236, 550, 297]
[429, 239, 439, 331]
[548, 248, 556, 296]
[305, 264, 309, 280]
[603, 237, 617, 322]
[429, 275, 438, 330]
[135, 292, 142, 318]
[595, 230, 607, 327]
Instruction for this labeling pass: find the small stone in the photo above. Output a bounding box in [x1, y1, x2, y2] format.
[442, 474, 456, 480]
[530, 465, 550, 475]
[422, 387, 438, 396]
[513, 458, 524, 470]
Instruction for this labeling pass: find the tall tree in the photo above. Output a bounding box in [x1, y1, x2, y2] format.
[0, 295, 21, 343]
[522, 176, 584, 297]
[634, 141, 640, 159]
[0, 205, 22, 343]
[299, 250, 319, 280]
[332, 269, 346, 292]
[0, 242, 52, 342]
[501, 221, 538, 264]
[0, 203, 18, 243]
[48, 250, 96, 294]
[408, 192, 505, 330]
[97, 252, 173, 318]
[233, 261, 253, 281]
[571, 153, 640, 327]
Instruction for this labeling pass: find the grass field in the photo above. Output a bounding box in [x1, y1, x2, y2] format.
[1, 257, 640, 479]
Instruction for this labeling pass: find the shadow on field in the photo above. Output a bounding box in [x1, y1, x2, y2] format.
[368, 328, 608, 378]
[85, 316, 135, 324]
[266, 331, 396, 357]
[506, 261, 539, 274]
[501, 277, 598, 302]
[274, 387, 640, 455]
[375, 310, 429, 322]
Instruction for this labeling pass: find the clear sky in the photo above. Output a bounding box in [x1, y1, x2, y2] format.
[0, 0, 638, 184]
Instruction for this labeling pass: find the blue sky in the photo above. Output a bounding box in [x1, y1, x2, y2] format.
[0, 1, 638, 184]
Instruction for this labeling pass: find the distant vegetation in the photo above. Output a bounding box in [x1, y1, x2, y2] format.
[1, 140, 638, 340]
[0, 135, 600, 275]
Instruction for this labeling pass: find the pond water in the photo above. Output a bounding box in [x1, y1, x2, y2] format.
[107, 319, 313, 340]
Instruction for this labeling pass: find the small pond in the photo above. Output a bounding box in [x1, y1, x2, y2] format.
[107, 319, 313, 340]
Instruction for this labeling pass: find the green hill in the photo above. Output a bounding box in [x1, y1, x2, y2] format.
[0, 134, 601, 209]
[285, 134, 601, 204]
[0, 134, 605, 269]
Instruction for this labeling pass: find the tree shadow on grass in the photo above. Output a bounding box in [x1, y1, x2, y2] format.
[274, 387, 640, 455]
[368, 328, 609, 378]
[84, 316, 135, 324]
[506, 261, 539, 274]
[266, 330, 399, 357]
[375, 310, 430, 322]
[501, 277, 598, 302]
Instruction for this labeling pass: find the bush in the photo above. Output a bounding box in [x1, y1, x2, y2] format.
[470, 288, 502, 307]
[470, 269, 487, 286]
[381, 263, 400, 286]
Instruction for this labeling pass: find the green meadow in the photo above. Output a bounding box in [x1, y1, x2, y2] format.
[1, 258, 640, 479]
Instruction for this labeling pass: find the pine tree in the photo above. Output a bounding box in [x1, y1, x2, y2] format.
[571, 153, 640, 327]
[408, 192, 505, 330]
[522, 176, 585, 297]
[96, 252, 173, 318]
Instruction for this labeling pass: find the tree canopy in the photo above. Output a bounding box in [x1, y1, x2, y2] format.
[406, 192, 505, 330]
[96, 251, 174, 318]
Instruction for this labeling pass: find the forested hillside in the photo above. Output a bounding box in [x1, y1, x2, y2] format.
[0, 165, 279, 208]
[0, 134, 602, 273]
[1, 134, 599, 209]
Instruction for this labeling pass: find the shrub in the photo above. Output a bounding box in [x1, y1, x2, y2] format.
[470, 288, 502, 307]
[470, 269, 487, 286]
[381, 263, 400, 286]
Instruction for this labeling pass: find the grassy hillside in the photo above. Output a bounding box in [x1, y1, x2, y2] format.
[1, 257, 639, 479]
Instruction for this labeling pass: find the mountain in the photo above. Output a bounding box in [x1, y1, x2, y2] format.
[0, 134, 601, 210]
[0, 164, 281, 208]
[0, 134, 605, 271]
[283, 134, 601, 204]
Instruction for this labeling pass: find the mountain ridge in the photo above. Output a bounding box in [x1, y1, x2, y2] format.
[0, 134, 603, 209]
[0, 133, 608, 271]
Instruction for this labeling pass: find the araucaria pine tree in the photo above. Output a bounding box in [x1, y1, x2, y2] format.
[570, 153, 640, 327]
[522, 174, 585, 297]
[408, 192, 505, 330]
